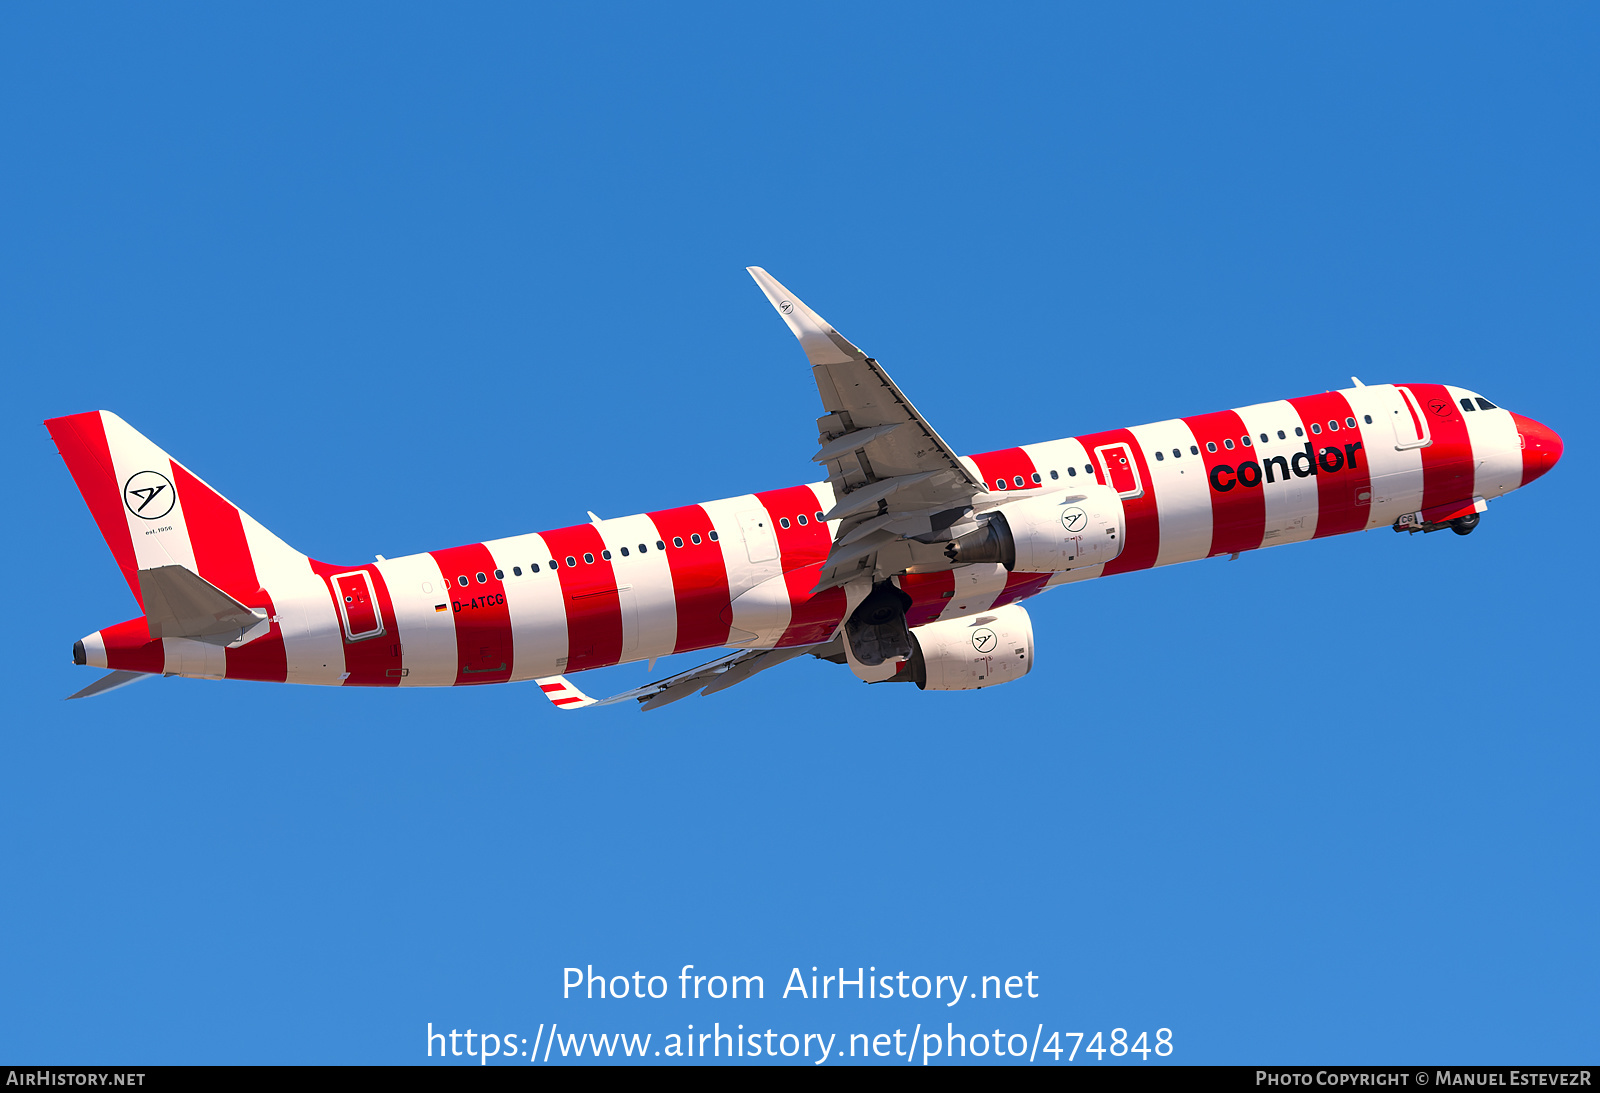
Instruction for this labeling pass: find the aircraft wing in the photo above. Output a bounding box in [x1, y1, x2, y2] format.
[534, 639, 839, 712]
[747, 268, 987, 591]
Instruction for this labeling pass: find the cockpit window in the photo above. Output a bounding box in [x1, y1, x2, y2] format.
[1460, 398, 1476, 412]
[1476, 397, 1498, 410]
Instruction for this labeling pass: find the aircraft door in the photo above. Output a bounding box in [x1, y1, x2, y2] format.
[737, 509, 779, 563]
[1094, 444, 1144, 499]
[1392, 387, 1433, 450]
[332, 571, 385, 641]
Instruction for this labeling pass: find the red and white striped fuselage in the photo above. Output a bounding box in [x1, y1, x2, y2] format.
[57, 379, 1561, 694]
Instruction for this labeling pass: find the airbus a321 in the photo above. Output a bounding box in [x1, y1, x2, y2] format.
[50, 269, 1563, 708]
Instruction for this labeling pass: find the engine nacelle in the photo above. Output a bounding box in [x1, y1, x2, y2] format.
[942, 487, 1124, 572]
[888, 603, 1035, 691]
[1001, 486, 1124, 571]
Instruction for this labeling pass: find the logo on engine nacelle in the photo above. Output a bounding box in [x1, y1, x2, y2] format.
[971, 628, 997, 653]
[1060, 507, 1088, 533]
[123, 470, 175, 520]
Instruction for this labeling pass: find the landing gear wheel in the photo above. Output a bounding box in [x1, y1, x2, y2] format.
[1451, 512, 1480, 536]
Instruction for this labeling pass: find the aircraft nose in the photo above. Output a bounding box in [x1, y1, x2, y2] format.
[1511, 414, 1563, 484]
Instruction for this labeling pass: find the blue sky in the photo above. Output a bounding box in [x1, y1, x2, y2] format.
[2, 3, 1595, 1065]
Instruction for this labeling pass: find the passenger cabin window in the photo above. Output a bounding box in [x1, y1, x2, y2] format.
[779, 518, 791, 529]
[1476, 398, 1497, 410]
[1154, 450, 1164, 461]
[1172, 448, 1181, 458]
[1190, 445, 1199, 455]
[815, 511, 824, 521]
[475, 572, 486, 583]
[1295, 427, 1304, 436]
[797, 514, 808, 525]
[583, 553, 594, 564]
[1084, 464, 1093, 474]
[565, 556, 576, 567]
[1363, 415, 1373, 424]
[672, 537, 684, 548]
[656, 540, 666, 550]
[493, 569, 503, 579]
[1013, 475, 1025, 487]
[1277, 430, 1287, 440]
[512, 566, 522, 576]
[531, 563, 540, 573]
[457, 575, 469, 587]
[1223, 439, 1234, 450]
[1031, 472, 1041, 484]
[1310, 423, 1321, 434]
[1067, 466, 1077, 477]
[601, 550, 611, 560]
[1260, 433, 1269, 443]
[619, 547, 629, 557]
[1345, 417, 1356, 428]
[994, 478, 1007, 490]
[1206, 442, 1217, 453]
[709, 530, 719, 541]
[690, 534, 702, 545]
[1049, 470, 1059, 480]
[638, 544, 648, 553]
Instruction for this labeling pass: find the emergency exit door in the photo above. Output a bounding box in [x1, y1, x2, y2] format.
[1093, 444, 1144, 499]
[332, 571, 385, 642]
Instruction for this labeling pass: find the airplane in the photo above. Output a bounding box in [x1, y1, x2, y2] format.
[49, 268, 1563, 709]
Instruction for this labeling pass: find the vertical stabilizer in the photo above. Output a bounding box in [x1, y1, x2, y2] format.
[44, 411, 305, 608]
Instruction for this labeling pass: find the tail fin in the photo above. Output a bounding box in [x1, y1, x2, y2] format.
[44, 411, 305, 609]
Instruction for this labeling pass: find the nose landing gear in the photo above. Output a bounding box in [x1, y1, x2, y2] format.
[1394, 510, 1482, 535]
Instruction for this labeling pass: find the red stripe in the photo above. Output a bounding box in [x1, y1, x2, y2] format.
[1077, 428, 1161, 573]
[646, 505, 731, 654]
[1182, 410, 1264, 556]
[552, 696, 582, 705]
[991, 571, 1051, 608]
[1403, 384, 1476, 510]
[968, 447, 1042, 493]
[754, 486, 841, 648]
[311, 559, 406, 686]
[773, 564, 848, 647]
[540, 683, 564, 693]
[99, 617, 165, 674]
[754, 486, 832, 570]
[1284, 393, 1373, 539]
[44, 412, 143, 608]
[426, 545, 515, 684]
[538, 525, 624, 672]
[168, 460, 288, 684]
[901, 569, 955, 627]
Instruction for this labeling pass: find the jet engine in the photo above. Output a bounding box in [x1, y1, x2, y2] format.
[939, 486, 1124, 572]
[884, 603, 1035, 691]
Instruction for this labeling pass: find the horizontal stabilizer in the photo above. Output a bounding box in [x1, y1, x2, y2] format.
[534, 641, 836, 712]
[138, 565, 267, 644]
[66, 669, 155, 701]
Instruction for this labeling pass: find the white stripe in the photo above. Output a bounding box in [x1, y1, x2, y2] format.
[484, 533, 570, 680]
[1127, 420, 1212, 565]
[374, 553, 458, 687]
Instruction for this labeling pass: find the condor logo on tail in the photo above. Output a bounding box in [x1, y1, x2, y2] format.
[123, 470, 175, 519]
[1209, 442, 1364, 493]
